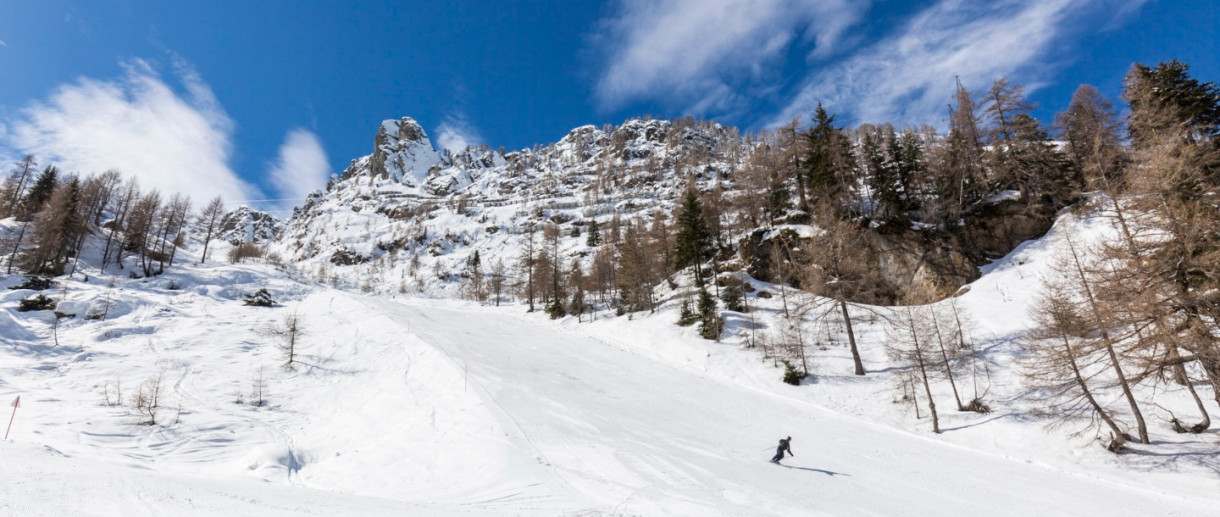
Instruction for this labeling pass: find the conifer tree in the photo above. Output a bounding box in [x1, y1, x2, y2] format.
[696, 286, 721, 340]
[585, 219, 601, 247]
[20, 165, 59, 221]
[6, 165, 58, 274]
[25, 176, 84, 275]
[806, 103, 845, 211]
[1124, 59, 1220, 149]
[674, 179, 710, 285]
[465, 249, 484, 301]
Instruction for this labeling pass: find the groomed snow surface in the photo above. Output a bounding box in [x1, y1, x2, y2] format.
[2, 210, 1218, 516]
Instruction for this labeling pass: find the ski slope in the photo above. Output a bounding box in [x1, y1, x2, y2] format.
[374, 299, 1216, 516]
[2, 210, 1218, 515]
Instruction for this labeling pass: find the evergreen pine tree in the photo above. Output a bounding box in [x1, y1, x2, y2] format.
[806, 103, 839, 201]
[1124, 59, 1220, 149]
[674, 179, 711, 285]
[20, 165, 58, 221]
[25, 176, 84, 275]
[586, 219, 601, 247]
[697, 286, 722, 340]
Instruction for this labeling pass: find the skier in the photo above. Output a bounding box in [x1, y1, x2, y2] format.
[770, 436, 793, 463]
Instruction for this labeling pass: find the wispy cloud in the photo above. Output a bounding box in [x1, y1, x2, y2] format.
[435, 113, 482, 152]
[266, 129, 329, 209]
[4, 58, 255, 205]
[0, 40, 8, 48]
[594, 0, 1150, 131]
[768, 0, 1095, 128]
[594, 0, 870, 115]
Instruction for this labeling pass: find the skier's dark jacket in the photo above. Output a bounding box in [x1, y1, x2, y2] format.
[772, 438, 793, 461]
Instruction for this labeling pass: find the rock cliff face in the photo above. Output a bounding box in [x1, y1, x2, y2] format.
[738, 227, 977, 305]
[960, 200, 1057, 261]
[864, 231, 977, 303]
[738, 201, 1055, 304]
[217, 206, 282, 245]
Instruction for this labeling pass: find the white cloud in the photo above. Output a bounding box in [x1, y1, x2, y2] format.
[435, 114, 482, 152]
[767, 0, 1145, 128]
[594, 0, 870, 114]
[4, 58, 255, 206]
[266, 129, 329, 209]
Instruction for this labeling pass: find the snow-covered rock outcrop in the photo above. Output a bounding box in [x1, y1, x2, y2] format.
[217, 206, 283, 244]
[354, 117, 444, 186]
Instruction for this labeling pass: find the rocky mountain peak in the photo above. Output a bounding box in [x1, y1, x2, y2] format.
[362, 117, 443, 185]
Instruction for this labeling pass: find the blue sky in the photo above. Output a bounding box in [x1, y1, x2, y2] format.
[0, 0, 1216, 212]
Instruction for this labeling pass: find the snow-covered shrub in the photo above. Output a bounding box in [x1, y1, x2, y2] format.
[18, 294, 56, 312]
[10, 275, 54, 291]
[242, 288, 275, 307]
[719, 278, 745, 312]
[546, 299, 566, 319]
[782, 360, 806, 386]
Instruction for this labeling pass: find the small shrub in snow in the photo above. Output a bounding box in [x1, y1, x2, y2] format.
[251, 368, 268, 407]
[782, 360, 806, 386]
[18, 294, 56, 312]
[699, 315, 723, 340]
[720, 278, 745, 312]
[10, 275, 54, 291]
[546, 299, 566, 319]
[677, 299, 697, 326]
[132, 372, 165, 425]
[243, 288, 275, 307]
[100, 379, 123, 407]
[229, 242, 263, 263]
[965, 397, 991, 414]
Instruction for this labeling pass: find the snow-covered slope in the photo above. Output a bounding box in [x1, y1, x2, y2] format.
[2, 205, 1217, 515]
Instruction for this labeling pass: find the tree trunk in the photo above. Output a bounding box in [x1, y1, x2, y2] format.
[7, 221, 29, 274]
[1067, 237, 1149, 443]
[1058, 329, 1127, 442]
[949, 302, 980, 399]
[905, 310, 938, 433]
[841, 299, 865, 375]
[931, 312, 965, 410]
[915, 351, 939, 434]
[1168, 342, 1211, 432]
[779, 283, 789, 319]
